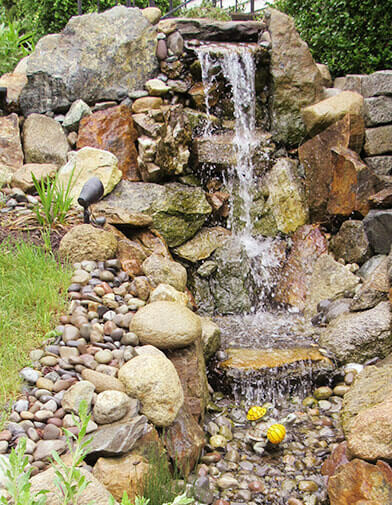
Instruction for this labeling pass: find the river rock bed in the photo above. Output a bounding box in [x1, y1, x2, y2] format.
[192, 387, 345, 505]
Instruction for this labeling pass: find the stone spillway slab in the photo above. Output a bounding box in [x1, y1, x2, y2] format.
[193, 130, 273, 167]
[214, 347, 334, 403]
[219, 347, 333, 371]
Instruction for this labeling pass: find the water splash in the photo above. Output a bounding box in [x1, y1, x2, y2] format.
[196, 43, 282, 307]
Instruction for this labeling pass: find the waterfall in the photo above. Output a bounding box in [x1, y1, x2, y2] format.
[195, 44, 282, 310]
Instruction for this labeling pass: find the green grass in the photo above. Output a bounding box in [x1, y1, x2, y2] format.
[143, 446, 185, 505]
[0, 238, 72, 414]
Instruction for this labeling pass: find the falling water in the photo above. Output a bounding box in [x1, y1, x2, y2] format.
[195, 44, 319, 403]
[196, 44, 282, 307]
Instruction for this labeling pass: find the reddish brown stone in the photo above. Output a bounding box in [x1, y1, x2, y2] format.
[167, 337, 209, 423]
[162, 403, 205, 478]
[321, 442, 351, 482]
[0, 113, 23, 170]
[328, 459, 392, 505]
[77, 104, 140, 180]
[327, 146, 380, 217]
[275, 225, 328, 311]
[299, 114, 366, 222]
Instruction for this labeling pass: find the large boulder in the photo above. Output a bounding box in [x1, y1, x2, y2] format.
[93, 181, 212, 247]
[30, 467, 118, 505]
[341, 365, 392, 460]
[19, 7, 158, 115]
[59, 224, 118, 263]
[22, 114, 70, 167]
[93, 453, 149, 502]
[77, 105, 139, 181]
[302, 91, 364, 137]
[328, 459, 392, 505]
[298, 115, 374, 223]
[275, 225, 328, 311]
[142, 254, 187, 292]
[266, 8, 324, 145]
[319, 302, 392, 363]
[0, 114, 23, 172]
[57, 147, 122, 205]
[118, 353, 184, 427]
[129, 301, 201, 349]
[305, 254, 360, 317]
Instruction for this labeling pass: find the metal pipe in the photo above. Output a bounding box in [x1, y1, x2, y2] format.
[77, 0, 82, 15]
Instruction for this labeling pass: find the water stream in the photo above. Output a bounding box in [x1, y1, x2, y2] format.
[195, 43, 320, 402]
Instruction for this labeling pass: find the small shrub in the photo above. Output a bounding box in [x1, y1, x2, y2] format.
[50, 400, 92, 505]
[274, 0, 392, 77]
[0, 17, 35, 75]
[177, 0, 231, 21]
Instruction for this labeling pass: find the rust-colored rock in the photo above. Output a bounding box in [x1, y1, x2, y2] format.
[299, 114, 366, 222]
[118, 239, 148, 278]
[328, 459, 392, 505]
[321, 442, 351, 482]
[0, 113, 23, 170]
[275, 225, 328, 311]
[93, 453, 149, 502]
[167, 337, 209, 423]
[162, 403, 205, 478]
[327, 146, 380, 217]
[77, 104, 139, 180]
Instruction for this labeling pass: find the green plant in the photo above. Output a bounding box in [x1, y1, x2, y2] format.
[178, 0, 231, 21]
[31, 168, 76, 228]
[0, 17, 35, 74]
[0, 437, 47, 505]
[17, 0, 181, 39]
[274, 0, 392, 77]
[50, 400, 92, 505]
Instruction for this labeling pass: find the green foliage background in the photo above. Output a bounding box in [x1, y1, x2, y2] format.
[8, 0, 176, 38]
[274, 0, 392, 77]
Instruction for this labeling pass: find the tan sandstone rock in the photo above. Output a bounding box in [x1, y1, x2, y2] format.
[59, 224, 118, 264]
[118, 353, 184, 427]
[130, 301, 202, 350]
